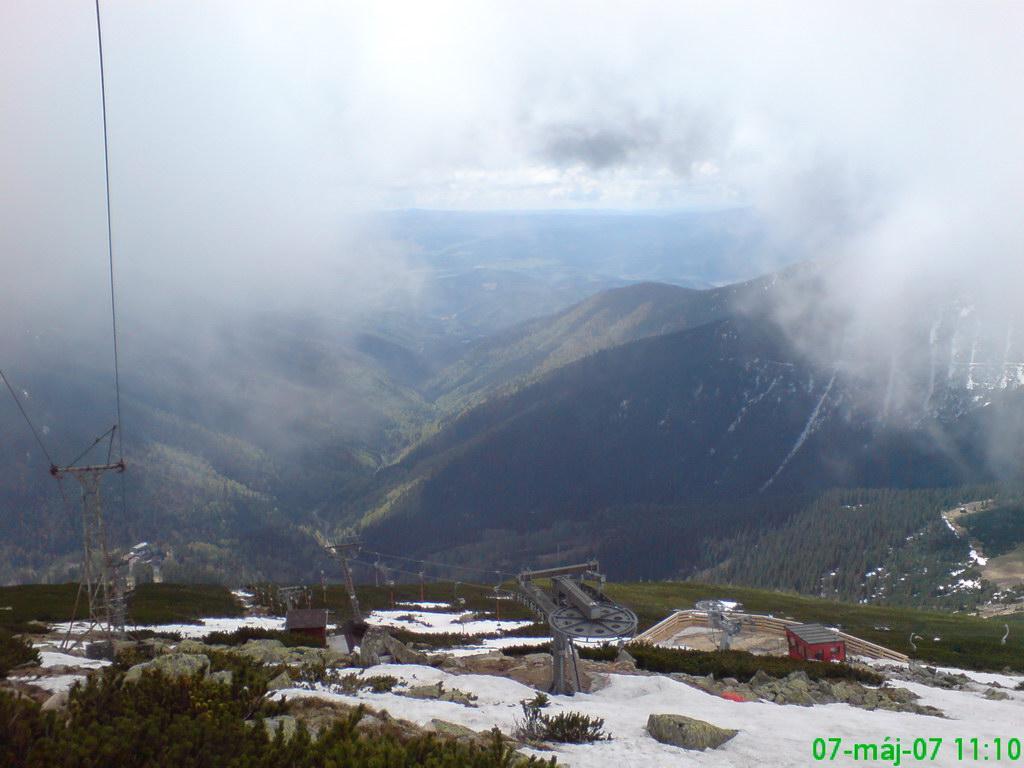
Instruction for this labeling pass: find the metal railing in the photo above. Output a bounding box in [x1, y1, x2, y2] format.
[634, 609, 908, 661]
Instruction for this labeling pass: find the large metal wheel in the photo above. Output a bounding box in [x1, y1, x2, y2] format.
[548, 603, 638, 639]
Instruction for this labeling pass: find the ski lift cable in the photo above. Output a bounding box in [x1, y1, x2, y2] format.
[361, 548, 517, 580]
[0, 367, 83, 523]
[94, 0, 124, 463]
[347, 558, 499, 593]
[63, 425, 118, 470]
[0, 366, 57, 466]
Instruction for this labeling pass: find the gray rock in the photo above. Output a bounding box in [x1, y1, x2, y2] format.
[177, 639, 208, 654]
[239, 639, 291, 664]
[124, 652, 210, 683]
[863, 690, 881, 710]
[41, 690, 69, 712]
[749, 670, 775, 687]
[783, 686, 817, 707]
[884, 686, 919, 704]
[324, 649, 352, 667]
[298, 648, 328, 667]
[266, 671, 294, 691]
[358, 626, 429, 667]
[259, 715, 299, 741]
[439, 688, 478, 707]
[647, 714, 738, 751]
[209, 670, 233, 686]
[429, 719, 481, 741]
[404, 682, 444, 699]
[984, 688, 1010, 701]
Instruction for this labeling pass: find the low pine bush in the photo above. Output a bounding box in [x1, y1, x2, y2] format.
[540, 711, 609, 744]
[580, 643, 883, 685]
[513, 698, 609, 744]
[203, 626, 315, 647]
[0, 670, 558, 768]
[0, 632, 39, 678]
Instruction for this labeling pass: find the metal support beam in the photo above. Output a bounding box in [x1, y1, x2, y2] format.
[53, 460, 127, 647]
[513, 561, 636, 696]
[324, 537, 364, 621]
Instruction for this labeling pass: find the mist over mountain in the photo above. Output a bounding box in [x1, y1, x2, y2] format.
[346, 259, 1024, 578]
[3, 2, 1023, 593]
[0, 208, 797, 584]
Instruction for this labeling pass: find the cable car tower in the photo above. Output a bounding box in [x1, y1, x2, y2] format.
[514, 562, 637, 695]
[695, 599, 745, 651]
[56, 0, 130, 651]
[51, 432, 127, 643]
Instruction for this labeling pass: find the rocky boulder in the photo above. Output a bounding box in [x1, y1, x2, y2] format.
[41, 690, 69, 712]
[251, 715, 299, 741]
[176, 639, 209, 655]
[238, 639, 292, 664]
[124, 652, 210, 683]
[673, 669, 940, 716]
[266, 670, 294, 691]
[358, 626, 429, 667]
[647, 714, 737, 751]
[428, 719, 483, 742]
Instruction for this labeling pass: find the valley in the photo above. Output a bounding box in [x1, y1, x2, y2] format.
[6, 243, 1024, 606]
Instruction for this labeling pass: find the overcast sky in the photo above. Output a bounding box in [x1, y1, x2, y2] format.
[2, 0, 1023, 331]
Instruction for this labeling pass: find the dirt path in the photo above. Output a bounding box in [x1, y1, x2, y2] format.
[942, 500, 1024, 599]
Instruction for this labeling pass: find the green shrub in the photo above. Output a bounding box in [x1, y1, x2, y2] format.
[586, 643, 883, 685]
[0, 632, 39, 677]
[513, 699, 608, 744]
[525, 691, 550, 709]
[362, 674, 399, 693]
[113, 645, 153, 670]
[491, 642, 551, 657]
[128, 629, 182, 642]
[293, 668, 398, 695]
[0, 671, 557, 767]
[203, 626, 316, 647]
[540, 711, 609, 744]
[388, 622, 547, 650]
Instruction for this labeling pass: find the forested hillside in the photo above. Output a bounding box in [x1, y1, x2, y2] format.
[697, 487, 1024, 611]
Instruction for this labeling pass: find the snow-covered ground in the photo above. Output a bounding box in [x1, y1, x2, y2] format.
[277, 663, 1024, 768]
[38, 650, 110, 670]
[38, 603, 1024, 766]
[367, 608, 535, 636]
[50, 615, 287, 639]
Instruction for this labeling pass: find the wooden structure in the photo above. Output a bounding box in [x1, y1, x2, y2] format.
[636, 609, 907, 661]
[786, 622, 846, 662]
[285, 609, 329, 647]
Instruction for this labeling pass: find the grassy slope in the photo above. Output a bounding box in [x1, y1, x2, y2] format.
[4, 579, 1021, 671]
[308, 580, 1024, 671]
[604, 581, 1024, 672]
[0, 583, 243, 629]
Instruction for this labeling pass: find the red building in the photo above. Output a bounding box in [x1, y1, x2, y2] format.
[285, 608, 329, 647]
[786, 622, 846, 662]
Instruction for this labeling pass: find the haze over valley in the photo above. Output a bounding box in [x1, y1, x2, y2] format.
[3, 1, 1024, 611]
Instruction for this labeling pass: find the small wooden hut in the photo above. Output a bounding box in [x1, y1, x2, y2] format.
[786, 622, 845, 662]
[285, 608, 329, 647]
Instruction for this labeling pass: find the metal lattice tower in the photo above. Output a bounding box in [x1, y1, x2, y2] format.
[323, 537, 364, 621]
[695, 599, 744, 650]
[54, 459, 127, 645]
[278, 586, 307, 611]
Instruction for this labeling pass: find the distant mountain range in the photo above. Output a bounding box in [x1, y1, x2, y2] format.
[4, 212, 1024, 593]
[343, 260, 1024, 581]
